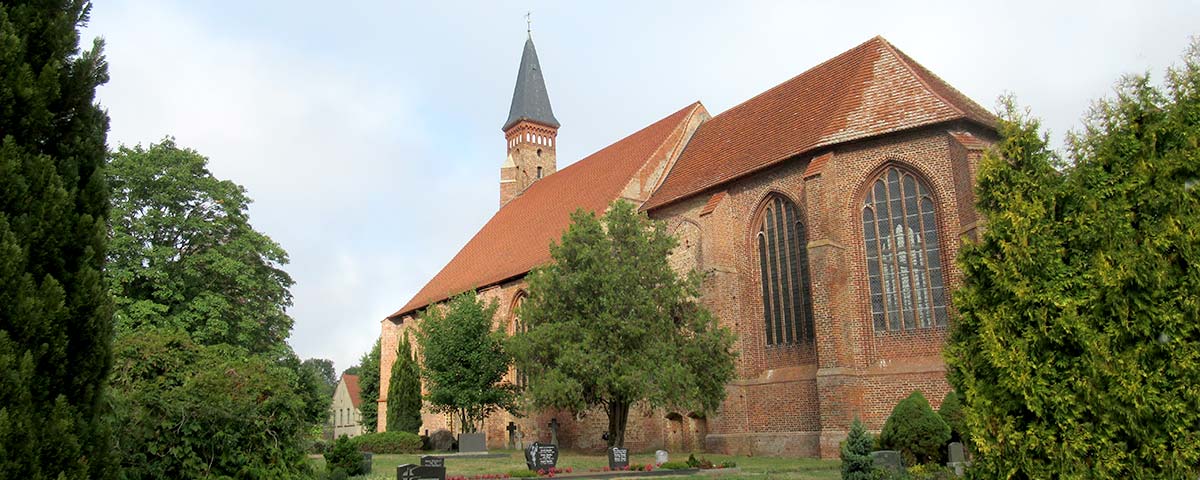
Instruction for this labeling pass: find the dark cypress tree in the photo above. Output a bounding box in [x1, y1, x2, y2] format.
[386, 333, 422, 433]
[0, 1, 114, 478]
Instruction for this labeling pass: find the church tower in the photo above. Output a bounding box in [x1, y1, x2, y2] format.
[500, 34, 559, 207]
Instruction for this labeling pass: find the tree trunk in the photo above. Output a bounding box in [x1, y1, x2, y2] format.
[606, 400, 630, 448]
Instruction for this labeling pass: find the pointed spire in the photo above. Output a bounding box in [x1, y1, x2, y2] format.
[502, 36, 559, 131]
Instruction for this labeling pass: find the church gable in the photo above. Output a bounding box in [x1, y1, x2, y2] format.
[642, 36, 997, 212]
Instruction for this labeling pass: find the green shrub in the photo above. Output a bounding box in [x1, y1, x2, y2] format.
[719, 461, 736, 468]
[508, 469, 539, 477]
[325, 436, 365, 475]
[840, 418, 874, 480]
[659, 461, 691, 470]
[906, 463, 955, 480]
[879, 391, 950, 466]
[937, 391, 966, 446]
[350, 431, 423, 453]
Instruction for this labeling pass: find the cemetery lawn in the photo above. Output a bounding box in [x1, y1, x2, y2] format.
[310, 450, 839, 480]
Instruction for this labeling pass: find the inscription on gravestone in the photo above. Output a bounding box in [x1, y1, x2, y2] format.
[396, 463, 445, 480]
[524, 442, 558, 471]
[421, 456, 445, 468]
[608, 447, 629, 470]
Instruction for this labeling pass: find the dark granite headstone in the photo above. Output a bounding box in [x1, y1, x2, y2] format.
[870, 450, 904, 474]
[608, 447, 629, 470]
[525, 442, 559, 470]
[421, 456, 445, 468]
[361, 453, 374, 475]
[458, 432, 487, 453]
[396, 463, 445, 480]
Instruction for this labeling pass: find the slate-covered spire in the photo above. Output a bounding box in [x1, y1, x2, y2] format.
[503, 36, 559, 131]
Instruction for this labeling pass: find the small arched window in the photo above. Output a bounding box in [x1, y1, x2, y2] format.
[862, 166, 947, 332]
[756, 195, 815, 345]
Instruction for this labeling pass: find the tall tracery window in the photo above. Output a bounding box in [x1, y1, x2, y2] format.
[756, 195, 815, 346]
[511, 294, 529, 388]
[862, 166, 947, 332]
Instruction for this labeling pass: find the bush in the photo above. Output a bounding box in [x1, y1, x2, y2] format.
[350, 431, 423, 453]
[906, 463, 956, 480]
[325, 436, 365, 476]
[879, 391, 950, 466]
[938, 391, 966, 446]
[659, 461, 691, 470]
[108, 331, 317, 479]
[840, 418, 874, 480]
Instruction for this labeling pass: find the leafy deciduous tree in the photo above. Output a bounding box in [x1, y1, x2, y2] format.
[0, 1, 115, 477]
[947, 44, 1200, 478]
[509, 200, 737, 447]
[416, 292, 517, 433]
[107, 139, 294, 355]
[386, 333, 422, 434]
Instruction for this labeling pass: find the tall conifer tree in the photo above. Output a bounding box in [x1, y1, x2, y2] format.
[0, 1, 114, 478]
[386, 333, 422, 434]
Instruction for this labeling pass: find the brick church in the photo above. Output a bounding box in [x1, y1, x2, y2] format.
[378, 34, 997, 458]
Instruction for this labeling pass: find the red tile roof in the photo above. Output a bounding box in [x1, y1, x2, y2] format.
[342, 374, 362, 408]
[390, 103, 705, 318]
[642, 36, 997, 211]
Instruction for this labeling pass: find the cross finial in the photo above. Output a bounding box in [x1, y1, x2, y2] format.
[525, 11, 532, 37]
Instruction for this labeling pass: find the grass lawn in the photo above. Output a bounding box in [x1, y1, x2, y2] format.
[311, 450, 839, 480]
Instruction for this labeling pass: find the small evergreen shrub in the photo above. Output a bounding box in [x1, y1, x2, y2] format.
[350, 431, 423, 453]
[840, 418, 874, 480]
[906, 463, 956, 480]
[938, 391, 966, 445]
[325, 436, 366, 476]
[879, 391, 951, 466]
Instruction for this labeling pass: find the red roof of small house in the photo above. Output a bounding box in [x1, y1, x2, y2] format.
[642, 36, 996, 211]
[389, 103, 706, 319]
[342, 374, 362, 408]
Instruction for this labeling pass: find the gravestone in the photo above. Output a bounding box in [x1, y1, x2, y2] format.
[421, 456, 445, 468]
[549, 418, 560, 446]
[506, 422, 518, 450]
[362, 453, 374, 475]
[459, 432, 487, 453]
[608, 446, 629, 470]
[396, 463, 445, 480]
[515, 429, 525, 450]
[525, 442, 559, 471]
[870, 450, 904, 474]
[429, 429, 455, 451]
[947, 442, 966, 476]
[655, 450, 669, 465]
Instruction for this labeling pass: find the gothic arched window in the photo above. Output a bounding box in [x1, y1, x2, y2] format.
[862, 166, 947, 332]
[510, 293, 529, 388]
[756, 195, 815, 345]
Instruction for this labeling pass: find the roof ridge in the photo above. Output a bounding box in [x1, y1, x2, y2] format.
[641, 102, 705, 197]
[704, 37, 883, 120]
[877, 38, 967, 119]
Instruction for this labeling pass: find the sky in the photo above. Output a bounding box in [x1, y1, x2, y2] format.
[84, 0, 1200, 373]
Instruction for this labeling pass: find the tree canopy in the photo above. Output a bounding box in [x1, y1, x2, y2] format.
[509, 200, 737, 447]
[107, 139, 294, 355]
[416, 292, 517, 433]
[947, 44, 1200, 478]
[0, 1, 115, 477]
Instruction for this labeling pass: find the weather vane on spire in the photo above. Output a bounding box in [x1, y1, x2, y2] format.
[525, 11, 532, 37]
